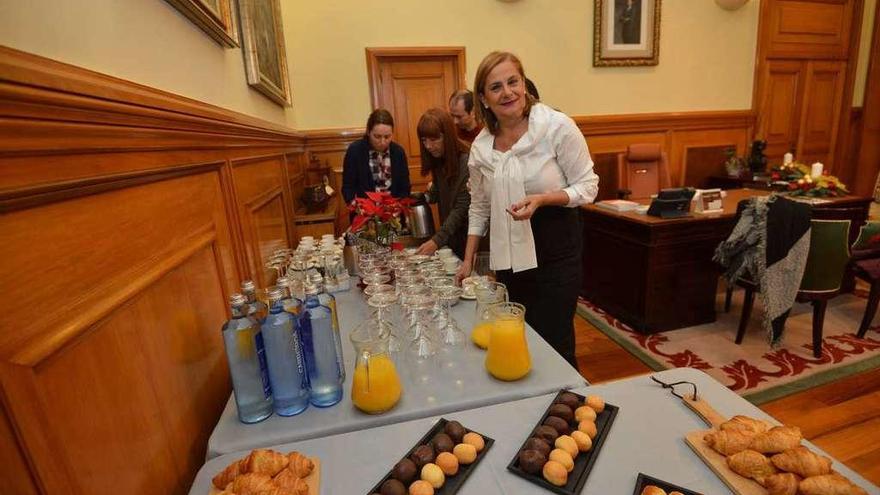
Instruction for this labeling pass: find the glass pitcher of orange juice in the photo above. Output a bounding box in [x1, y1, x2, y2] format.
[471, 281, 507, 349]
[485, 302, 531, 381]
[350, 320, 402, 414]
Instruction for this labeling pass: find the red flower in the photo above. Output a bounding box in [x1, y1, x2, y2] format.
[771, 172, 781, 181]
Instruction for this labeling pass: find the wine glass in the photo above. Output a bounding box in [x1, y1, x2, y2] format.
[403, 293, 438, 386]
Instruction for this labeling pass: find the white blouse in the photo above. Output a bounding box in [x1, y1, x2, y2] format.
[467, 103, 599, 272]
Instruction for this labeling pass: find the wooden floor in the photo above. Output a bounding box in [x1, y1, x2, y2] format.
[573, 313, 880, 486]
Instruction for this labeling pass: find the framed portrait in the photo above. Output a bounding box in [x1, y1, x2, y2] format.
[593, 0, 661, 67]
[239, 0, 291, 106]
[165, 0, 239, 48]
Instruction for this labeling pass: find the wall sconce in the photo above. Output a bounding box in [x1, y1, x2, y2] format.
[715, 0, 750, 10]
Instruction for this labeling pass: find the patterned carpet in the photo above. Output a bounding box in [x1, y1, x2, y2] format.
[577, 288, 880, 404]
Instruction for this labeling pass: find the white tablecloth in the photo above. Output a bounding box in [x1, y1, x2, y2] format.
[191, 368, 879, 494]
[206, 289, 587, 458]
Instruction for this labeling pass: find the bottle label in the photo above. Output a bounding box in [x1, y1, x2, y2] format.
[254, 331, 272, 399]
[328, 298, 340, 332]
[298, 312, 318, 377]
[291, 318, 310, 389]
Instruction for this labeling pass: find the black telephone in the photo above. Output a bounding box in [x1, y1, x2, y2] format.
[647, 188, 696, 218]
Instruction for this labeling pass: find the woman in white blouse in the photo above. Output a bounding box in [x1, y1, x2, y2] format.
[456, 51, 599, 366]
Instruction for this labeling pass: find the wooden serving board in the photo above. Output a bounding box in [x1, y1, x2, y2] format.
[208, 458, 321, 495]
[684, 430, 765, 495]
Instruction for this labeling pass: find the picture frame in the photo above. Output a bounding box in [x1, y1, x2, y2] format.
[165, 0, 239, 48]
[239, 0, 292, 106]
[593, 0, 661, 67]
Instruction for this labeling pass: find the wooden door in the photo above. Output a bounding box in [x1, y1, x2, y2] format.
[366, 48, 466, 187]
[756, 60, 806, 162]
[797, 61, 847, 167]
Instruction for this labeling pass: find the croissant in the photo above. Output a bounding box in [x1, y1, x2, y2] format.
[799, 474, 869, 495]
[274, 468, 310, 494]
[256, 489, 306, 495]
[640, 486, 666, 495]
[287, 451, 315, 478]
[232, 473, 277, 495]
[727, 449, 777, 485]
[763, 472, 800, 495]
[748, 426, 802, 454]
[245, 449, 289, 477]
[704, 428, 755, 455]
[212, 459, 244, 489]
[720, 415, 772, 434]
[770, 446, 832, 478]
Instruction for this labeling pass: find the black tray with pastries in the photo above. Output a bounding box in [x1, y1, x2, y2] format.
[632, 472, 703, 495]
[506, 389, 618, 495]
[366, 417, 494, 495]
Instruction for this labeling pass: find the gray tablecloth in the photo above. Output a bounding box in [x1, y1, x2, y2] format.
[206, 289, 587, 458]
[190, 368, 879, 495]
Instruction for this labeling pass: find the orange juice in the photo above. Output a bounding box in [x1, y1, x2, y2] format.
[471, 322, 493, 349]
[351, 355, 402, 414]
[485, 319, 531, 381]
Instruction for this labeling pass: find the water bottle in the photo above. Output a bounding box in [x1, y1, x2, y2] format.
[241, 280, 268, 322]
[261, 287, 310, 416]
[276, 275, 303, 317]
[314, 276, 346, 382]
[300, 282, 344, 407]
[221, 293, 273, 424]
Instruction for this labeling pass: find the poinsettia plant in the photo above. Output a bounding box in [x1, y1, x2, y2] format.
[347, 191, 415, 245]
[770, 162, 849, 197]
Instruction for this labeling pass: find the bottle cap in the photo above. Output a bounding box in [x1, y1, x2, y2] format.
[229, 293, 248, 306]
[241, 280, 256, 292]
[266, 286, 285, 303]
[303, 282, 320, 296]
[276, 275, 291, 287]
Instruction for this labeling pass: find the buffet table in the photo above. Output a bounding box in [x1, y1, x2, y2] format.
[206, 289, 587, 458]
[192, 368, 879, 494]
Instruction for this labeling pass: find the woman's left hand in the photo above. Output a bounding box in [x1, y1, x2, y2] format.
[416, 239, 439, 255]
[507, 194, 544, 221]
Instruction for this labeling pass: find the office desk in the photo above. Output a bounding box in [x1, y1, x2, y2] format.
[581, 189, 870, 334]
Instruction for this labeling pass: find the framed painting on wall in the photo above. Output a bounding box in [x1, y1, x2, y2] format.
[593, 0, 661, 67]
[165, 0, 239, 48]
[239, 0, 291, 107]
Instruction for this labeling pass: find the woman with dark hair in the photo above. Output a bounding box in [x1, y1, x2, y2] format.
[341, 109, 411, 204]
[456, 51, 599, 367]
[415, 108, 471, 258]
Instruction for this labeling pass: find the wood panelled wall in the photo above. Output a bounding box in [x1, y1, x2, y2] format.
[0, 47, 306, 495]
[306, 110, 756, 231]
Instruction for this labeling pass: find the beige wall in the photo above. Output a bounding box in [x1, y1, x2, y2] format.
[283, 0, 760, 129]
[0, 0, 295, 127]
[854, 0, 877, 106]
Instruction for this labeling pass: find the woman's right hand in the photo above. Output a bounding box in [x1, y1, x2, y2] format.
[454, 261, 472, 286]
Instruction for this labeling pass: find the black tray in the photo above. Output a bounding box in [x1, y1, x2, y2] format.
[632, 473, 703, 495]
[506, 390, 619, 495]
[366, 417, 495, 494]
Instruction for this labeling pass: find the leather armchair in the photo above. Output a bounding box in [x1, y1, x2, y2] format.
[616, 144, 672, 200]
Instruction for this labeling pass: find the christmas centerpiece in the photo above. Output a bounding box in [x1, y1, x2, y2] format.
[347, 191, 414, 249]
[770, 161, 849, 197]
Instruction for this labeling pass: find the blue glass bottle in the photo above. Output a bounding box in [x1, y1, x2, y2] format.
[276, 275, 303, 317]
[261, 287, 310, 416]
[315, 276, 346, 382]
[299, 282, 344, 407]
[241, 280, 268, 322]
[221, 293, 273, 424]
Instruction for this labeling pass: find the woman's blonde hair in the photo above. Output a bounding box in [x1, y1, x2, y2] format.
[473, 51, 535, 135]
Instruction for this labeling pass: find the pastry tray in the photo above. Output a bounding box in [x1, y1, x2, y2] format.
[506, 389, 618, 495]
[632, 472, 703, 495]
[365, 417, 494, 494]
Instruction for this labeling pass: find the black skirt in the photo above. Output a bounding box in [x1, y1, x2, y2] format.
[496, 206, 583, 368]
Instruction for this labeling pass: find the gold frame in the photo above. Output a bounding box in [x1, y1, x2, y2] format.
[239, 0, 291, 107]
[593, 0, 661, 67]
[165, 0, 239, 48]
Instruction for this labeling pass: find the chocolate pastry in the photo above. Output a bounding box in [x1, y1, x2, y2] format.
[518, 449, 547, 475]
[548, 404, 574, 423]
[410, 444, 435, 468]
[556, 392, 581, 410]
[380, 478, 406, 495]
[431, 433, 454, 453]
[543, 415, 571, 435]
[391, 458, 417, 484]
[533, 425, 559, 444]
[444, 420, 467, 443]
[524, 437, 552, 457]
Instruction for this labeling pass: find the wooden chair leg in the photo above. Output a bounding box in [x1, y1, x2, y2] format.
[812, 299, 828, 358]
[858, 281, 880, 338]
[736, 286, 755, 344]
[724, 285, 733, 313]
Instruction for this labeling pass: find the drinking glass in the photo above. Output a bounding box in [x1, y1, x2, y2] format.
[473, 251, 492, 280]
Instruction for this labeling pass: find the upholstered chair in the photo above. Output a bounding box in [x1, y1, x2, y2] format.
[616, 144, 671, 200]
[850, 221, 880, 337]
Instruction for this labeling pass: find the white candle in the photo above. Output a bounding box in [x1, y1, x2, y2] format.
[810, 162, 824, 178]
[783, 152, 793, 165]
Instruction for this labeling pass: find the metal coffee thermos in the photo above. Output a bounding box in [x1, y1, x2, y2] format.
[406, 192, 435, 239]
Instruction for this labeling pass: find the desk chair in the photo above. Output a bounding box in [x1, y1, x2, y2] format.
[616, 144, 671, 200]
[735, 218, 852, 357]
[850, 221, 880, 337]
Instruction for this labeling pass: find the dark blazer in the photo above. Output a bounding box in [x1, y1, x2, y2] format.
[341, 138, 411, 203]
